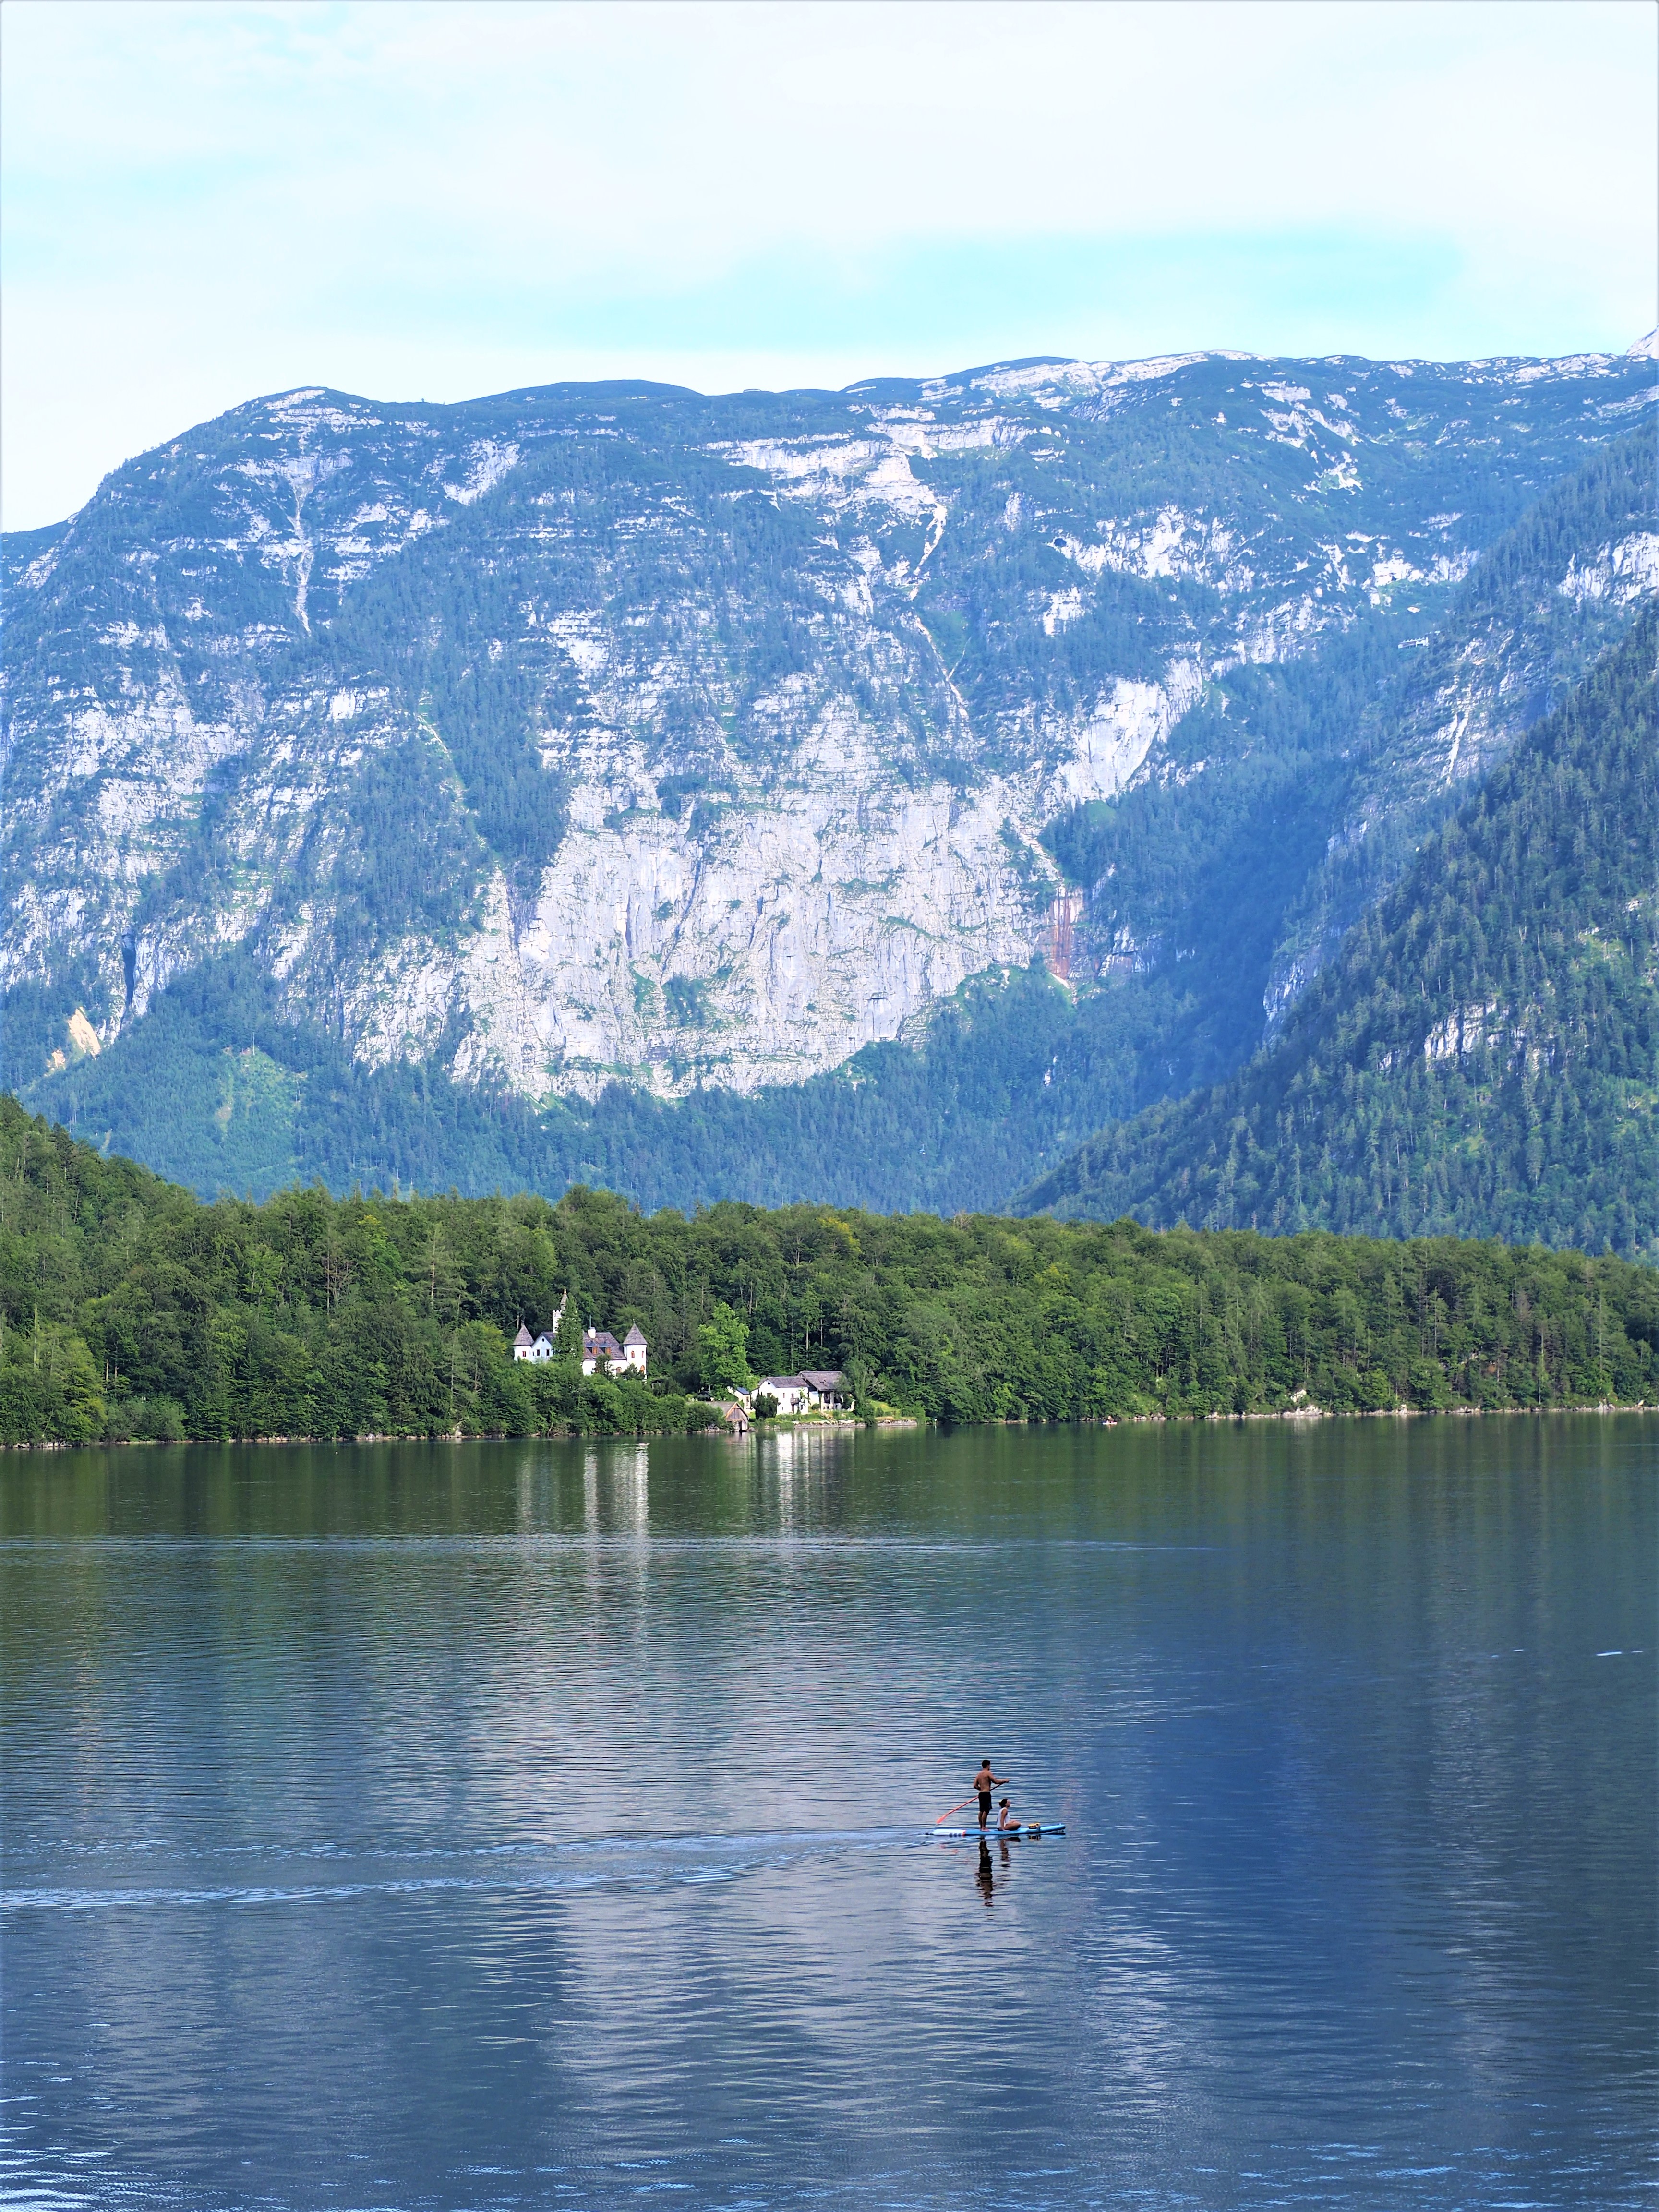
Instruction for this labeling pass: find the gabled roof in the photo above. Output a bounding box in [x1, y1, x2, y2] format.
[801, 1370, 848, 1391]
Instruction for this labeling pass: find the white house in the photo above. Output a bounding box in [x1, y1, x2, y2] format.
[757, 1375, 808, 1414]
[801, 1369, 852, 1407]
[756, 1370, 851, 1413]
[581, 1326, 649, 1379]
[512, 1295, 566, 1362]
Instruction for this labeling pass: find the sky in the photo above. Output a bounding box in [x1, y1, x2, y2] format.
[2, 0, 1655, 530]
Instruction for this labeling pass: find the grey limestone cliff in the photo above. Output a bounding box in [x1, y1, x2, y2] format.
[3, 347, 1653, 1127]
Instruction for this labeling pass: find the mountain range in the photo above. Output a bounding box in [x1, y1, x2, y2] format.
[2, 342, 1654, 1245]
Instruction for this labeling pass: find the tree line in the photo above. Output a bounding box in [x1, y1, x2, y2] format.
[1, 1094, 1653, 1446]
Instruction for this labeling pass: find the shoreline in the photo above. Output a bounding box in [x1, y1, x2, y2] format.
[3, 1403, 1653, 1451]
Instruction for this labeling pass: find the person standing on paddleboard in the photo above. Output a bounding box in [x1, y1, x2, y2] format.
[973, 1759, 1007, 1829]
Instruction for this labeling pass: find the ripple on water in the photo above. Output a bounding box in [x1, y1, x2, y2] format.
[1, 1420, 1654, 2210]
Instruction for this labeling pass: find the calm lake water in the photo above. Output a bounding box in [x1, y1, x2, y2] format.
[2, 1419, 1654, 2211]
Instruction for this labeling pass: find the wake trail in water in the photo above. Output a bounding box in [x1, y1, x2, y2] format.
[2, 1825, 926, 1914]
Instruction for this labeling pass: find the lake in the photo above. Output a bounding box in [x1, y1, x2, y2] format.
[2, 1418, 1653, 2210]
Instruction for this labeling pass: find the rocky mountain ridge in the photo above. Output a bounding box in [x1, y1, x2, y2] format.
[4, 345, 1652, 1132]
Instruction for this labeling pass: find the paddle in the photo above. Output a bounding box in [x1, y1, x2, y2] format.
[933, 1780, 1010, 1827]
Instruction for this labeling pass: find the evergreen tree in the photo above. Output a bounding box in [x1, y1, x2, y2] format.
[1022, 613, 1658, 1259]
[0, 1094, 1653, 1443]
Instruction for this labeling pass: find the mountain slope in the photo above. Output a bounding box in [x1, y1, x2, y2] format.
[14, 450, 1657, 1221]
[11, 946, 1164, 1212]
[1019, 610, 1659, 1259]
[4, 350, 1648, 1102]
[4, 349, 1654, 1218]
[1260, 426, 1658, 1024]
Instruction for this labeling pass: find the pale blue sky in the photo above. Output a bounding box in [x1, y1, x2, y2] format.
[3, 0, 1655, 529]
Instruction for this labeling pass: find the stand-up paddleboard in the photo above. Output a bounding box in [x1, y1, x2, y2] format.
[929, 1822, 1064, 1838]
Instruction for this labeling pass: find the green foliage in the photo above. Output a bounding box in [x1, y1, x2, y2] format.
[0, 1099, 721, 1445]
[1025, 613, 1659, 1259]
[331, 733, 486, 943]
[664, 976, 710, 1029]
[18, 949, 1174, 1216]
[697, 1300, 750, 1394]
[1, 1094, 1654, 1444]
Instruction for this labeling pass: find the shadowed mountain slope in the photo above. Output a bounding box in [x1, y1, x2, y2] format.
[1019, 609, 1659, 1259]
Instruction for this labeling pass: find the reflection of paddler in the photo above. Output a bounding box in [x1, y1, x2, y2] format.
[976, 1838, 996, 1906]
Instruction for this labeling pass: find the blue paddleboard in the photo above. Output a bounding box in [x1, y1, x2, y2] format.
[929, 1823, 1064, 1838]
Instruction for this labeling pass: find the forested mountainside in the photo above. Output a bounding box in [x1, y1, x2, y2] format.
[1021, 611, 1659, 1259]
[2, 1096, 1654, 1444]
[1256, 427, 1659, 1023]
[0, 345, 1654, 1194]
[11, 385, 1655, 1225]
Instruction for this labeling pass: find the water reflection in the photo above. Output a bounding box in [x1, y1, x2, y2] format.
[977, 1837, 997, 1906]
[2, 1419, 1653, 2211]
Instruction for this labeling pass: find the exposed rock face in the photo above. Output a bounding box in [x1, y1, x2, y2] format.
[1260, 428, 1659, 1029]
[3, 349, 1652, 1102]
[336, 730, 1053, 1101]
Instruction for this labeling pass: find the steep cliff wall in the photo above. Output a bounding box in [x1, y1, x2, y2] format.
[3, 349, 1652, 1132]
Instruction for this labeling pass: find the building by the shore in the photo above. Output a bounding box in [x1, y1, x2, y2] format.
[754, 1370, 852, 1414]
[512, 1298, 648, 1378]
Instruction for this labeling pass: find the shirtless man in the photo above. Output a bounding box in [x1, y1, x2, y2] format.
[972, 1759, 1007, 1829]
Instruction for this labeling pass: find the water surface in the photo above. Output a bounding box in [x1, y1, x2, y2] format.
[2, 1419, 1654, 2209]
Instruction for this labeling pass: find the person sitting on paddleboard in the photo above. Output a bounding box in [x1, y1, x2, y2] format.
[973, 1759, 1007, 1829]
[997, 1796, 1021, 1831]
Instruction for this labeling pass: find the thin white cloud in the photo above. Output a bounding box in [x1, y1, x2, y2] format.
[2, 0, 1654, 528]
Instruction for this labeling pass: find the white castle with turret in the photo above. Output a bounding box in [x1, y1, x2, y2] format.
[511, 1295, 647, 1377]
